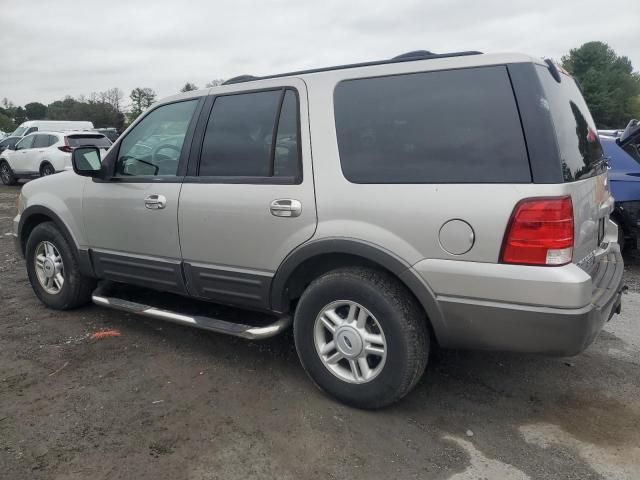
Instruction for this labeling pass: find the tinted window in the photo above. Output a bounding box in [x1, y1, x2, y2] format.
[48, 135, 59, 146]
[199, 90, 281, 177]
[273, 90, 301, 178]
[33, 134, 50, 148]
[67, 135, 111, 148]
[115, 100, 197, 177]
[16, 135, 35, 150]
[334, 66, 531, 183]
[536, 66, 604, 182]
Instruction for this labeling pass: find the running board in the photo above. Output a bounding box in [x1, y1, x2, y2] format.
[91, 282, 291, 340]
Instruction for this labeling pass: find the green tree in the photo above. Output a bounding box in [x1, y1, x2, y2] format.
[129, 87, 157, 122]
[14, 106, 26, 126]
[561, 41, 640, 128]
[0, 113, 14, 133]
[180, 82, 198, 92]
[24, 102, 48, 120]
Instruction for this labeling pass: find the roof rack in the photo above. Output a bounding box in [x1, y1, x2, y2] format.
[220, 50, 482, 85]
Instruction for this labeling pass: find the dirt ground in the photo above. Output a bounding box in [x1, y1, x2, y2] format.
[1, 181, 640, 480]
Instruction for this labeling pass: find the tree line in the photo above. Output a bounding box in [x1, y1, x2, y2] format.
[1, 42, 639, 134]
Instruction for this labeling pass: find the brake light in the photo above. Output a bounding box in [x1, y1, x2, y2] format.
[500, 196, 574, 266]
[58, 136, 72, 153]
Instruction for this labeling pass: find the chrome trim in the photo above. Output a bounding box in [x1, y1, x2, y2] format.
[91, 282, 291, 340]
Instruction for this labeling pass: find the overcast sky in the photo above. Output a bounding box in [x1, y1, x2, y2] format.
[1, 0, 639, 109]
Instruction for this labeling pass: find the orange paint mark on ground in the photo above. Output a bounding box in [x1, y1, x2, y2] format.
[90, 329, 121, 340]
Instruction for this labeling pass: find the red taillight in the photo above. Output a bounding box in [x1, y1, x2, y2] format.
[500, 196, 574, 266]
[58, 136, 72, 153]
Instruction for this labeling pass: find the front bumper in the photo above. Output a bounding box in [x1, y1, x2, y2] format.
[413, 246, 625, 356]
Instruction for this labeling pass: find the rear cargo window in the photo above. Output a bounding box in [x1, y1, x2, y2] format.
[536, 66, 604, 182]
[333, 66, 531, 183]
[67, 135, 111, 148]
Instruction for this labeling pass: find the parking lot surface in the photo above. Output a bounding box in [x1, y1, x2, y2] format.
[1, 182, 639, 479]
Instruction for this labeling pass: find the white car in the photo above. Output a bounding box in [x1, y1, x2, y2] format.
[0, 131, 111, 185]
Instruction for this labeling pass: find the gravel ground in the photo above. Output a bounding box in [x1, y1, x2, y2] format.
[1, 181, 639, 479]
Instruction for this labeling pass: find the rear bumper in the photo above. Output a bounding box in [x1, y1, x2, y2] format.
[413, 246, 625, 356]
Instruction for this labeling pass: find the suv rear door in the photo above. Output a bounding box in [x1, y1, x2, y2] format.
[82, 98, 203, 294]
[178, 79, 316, 310]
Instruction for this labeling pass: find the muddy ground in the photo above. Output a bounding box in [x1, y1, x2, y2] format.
[1, 181, 639, 479]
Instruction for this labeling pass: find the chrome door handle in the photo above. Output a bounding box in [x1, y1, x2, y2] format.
[270, 199, 302, 217]
[144, 194, 166, 210]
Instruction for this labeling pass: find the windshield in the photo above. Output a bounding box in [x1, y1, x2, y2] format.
[536, 66, 605, 182]
[11, 127, 28, 137]
[67, 135, 112, 148]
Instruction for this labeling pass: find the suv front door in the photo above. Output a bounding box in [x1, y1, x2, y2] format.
[10, 134, 37, 174]
[83, 98, 203, 293]
[178, 80, 316, 310]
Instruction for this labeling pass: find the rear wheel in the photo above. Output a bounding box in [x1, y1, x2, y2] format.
[40, 163, 55, 177]
[0, 161, 17, 185]
[25, 222, 95, 310]
[293, 267, 429, 408]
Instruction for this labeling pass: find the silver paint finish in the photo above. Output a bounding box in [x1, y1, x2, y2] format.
[438, 219, 475, 255]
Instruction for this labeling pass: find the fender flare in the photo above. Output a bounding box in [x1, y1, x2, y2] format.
[18, 205, 94, 277]
[269, 237, 446, 340]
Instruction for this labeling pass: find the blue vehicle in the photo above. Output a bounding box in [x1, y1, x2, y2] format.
[601, 124, 640, 251]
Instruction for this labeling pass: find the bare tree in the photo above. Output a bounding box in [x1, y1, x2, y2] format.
[205, 79, 225, 88]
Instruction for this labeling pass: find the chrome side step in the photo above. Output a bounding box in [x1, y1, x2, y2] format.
[91, 282, 291, 340]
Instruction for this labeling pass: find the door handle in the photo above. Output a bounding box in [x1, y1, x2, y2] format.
[144, 194, 167, 210]
[270, 199, 302, 217]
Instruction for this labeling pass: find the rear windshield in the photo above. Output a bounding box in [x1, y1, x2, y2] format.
[333, 66, 531, 183]
[536, 66, 604, 182]
[67, 135, 111, 148]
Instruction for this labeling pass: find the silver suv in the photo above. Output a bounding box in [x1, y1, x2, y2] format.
[12, 51, 625, 408]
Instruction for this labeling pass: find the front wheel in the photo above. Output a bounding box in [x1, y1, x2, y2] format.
[0, 161, 17, 185]
[25, 222, 95, 310]
[293, 268, 429, 408]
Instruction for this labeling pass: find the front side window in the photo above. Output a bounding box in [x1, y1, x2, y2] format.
[16, 135, 35, 150]
[115, 100, 198, 177]
[334, 66, 531, 183]
[198, 88, 301, 180]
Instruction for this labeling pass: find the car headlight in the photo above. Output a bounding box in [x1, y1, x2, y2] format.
[16, 192, 25, 214]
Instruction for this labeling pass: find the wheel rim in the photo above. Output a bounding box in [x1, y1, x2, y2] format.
[314, 300, 387, 384]
[0, 164, 10, 182]
[42, 165, 53, 176]
[34, 241, 64, 294]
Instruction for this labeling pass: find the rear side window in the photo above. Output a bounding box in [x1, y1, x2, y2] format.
[67, 135, 111, 148]
[536, 66, 604, 182]
[33, 134, 50, 148]
[198, 88, 301, 180]
[334, 66, 531, 183]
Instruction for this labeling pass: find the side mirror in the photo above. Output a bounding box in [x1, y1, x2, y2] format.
[72, 146, 102, 177]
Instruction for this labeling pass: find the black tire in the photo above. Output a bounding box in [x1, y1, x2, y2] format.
[0, 160, 17, 185]
[40, 162, 55, 177]
[293, 267, 429, 409]
[25, 222, 95, 310]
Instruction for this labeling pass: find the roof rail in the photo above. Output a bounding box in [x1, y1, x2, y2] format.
[219, 50, 483, 85]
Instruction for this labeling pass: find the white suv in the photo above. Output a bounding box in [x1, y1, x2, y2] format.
[0, 131, 111, 185]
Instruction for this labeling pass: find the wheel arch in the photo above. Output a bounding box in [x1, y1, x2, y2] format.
[18, 205, 94, 277]
[270, 238, 446, 343]
[39, 160, 55, 174]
